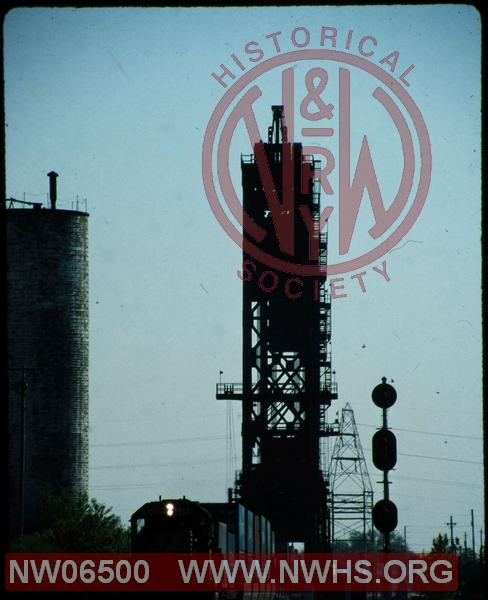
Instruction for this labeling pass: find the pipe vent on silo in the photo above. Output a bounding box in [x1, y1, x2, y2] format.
[47, 171, 59, 210]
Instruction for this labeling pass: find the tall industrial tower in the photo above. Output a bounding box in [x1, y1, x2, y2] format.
[217, 107, 337, 551]
[6, 173, 89, 540]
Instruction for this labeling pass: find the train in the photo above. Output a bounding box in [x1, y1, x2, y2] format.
[130, 496, 292, 599]
[131, 496, 276, 554]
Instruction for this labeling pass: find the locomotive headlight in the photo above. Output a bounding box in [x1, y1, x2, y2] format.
[165, 503, 174, 517]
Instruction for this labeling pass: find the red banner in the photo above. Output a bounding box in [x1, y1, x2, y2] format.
[5, 552, 458, 592]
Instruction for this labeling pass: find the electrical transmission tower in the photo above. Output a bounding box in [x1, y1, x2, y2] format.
[330, 403, 373, 550]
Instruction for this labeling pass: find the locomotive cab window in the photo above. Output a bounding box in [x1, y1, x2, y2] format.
[136, 518, 145, 534]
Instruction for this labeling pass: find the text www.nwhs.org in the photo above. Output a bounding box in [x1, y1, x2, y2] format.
[6, 553, 458, 592]
[179, 557, 455, 587]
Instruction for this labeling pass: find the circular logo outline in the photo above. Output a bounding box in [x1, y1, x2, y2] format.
[202, 49, 432, 277]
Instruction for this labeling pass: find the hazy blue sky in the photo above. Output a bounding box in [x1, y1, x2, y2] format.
[4, 5, 482, 552]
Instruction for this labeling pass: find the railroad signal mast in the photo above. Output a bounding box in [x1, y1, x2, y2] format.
[371, 377, 398, 551]
[217, 106, 338, 551]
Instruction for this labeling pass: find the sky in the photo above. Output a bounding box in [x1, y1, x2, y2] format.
[4, 5, 482, 552]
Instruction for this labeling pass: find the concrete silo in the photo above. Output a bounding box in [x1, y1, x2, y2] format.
[6, 173, 89, 539]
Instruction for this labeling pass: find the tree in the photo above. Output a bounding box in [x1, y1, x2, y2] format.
[335, 529, 409, 552]
[373, 529, 408, 551]
[431, 532, 450, 553]
[11, 493, 129, 552]
[429, 532, 484, 599]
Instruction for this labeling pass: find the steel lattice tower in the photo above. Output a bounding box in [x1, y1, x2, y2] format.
[330, 403, 374, 549]
[217, 106, 337, 551]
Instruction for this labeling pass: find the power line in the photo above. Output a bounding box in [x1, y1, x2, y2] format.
[395, 474, 483, 489]
[89, 463, 483, 491]
[90, 451, 482, 472]
[363, 447, 482, 466]
[91, 479, 215, 491]
[92, 436, 481, 464]
[397, 451, 481, 465]
[399, 492, 483, 508]
[357, 421, 482, 441]
[92, 435, 225, 448]
[91, 457, 224, 470]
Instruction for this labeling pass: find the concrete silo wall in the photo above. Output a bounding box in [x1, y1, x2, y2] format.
[7, 209, 89, 537]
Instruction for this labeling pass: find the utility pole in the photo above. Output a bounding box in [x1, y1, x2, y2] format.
[480, 528, 485, 600]
[404, 525, 407, 551]
[18, 367, 27, 538]
[8, 365, 46, 539]
[446, 516, 457, 552]
[471, 509, 476, 558]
